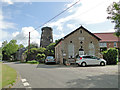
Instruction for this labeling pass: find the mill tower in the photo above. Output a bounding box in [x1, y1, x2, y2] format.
[40, 27, 53, 48]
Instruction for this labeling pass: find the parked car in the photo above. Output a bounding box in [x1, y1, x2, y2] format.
[44, 56, 56, 64]
[76, 55, 106, 66]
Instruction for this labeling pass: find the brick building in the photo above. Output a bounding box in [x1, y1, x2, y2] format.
[94, 32, 120, 51]
[55, 26, 101, 64]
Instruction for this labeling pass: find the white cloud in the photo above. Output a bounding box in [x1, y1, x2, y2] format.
[67, 24, 76, 29]
[53, 33, 64, 38]
[0, 30, 10, 40]
[12, 32, 19, 37]
[47, 0, 119, 32]
[13, 27, 40, 46]
[2, 0, 14, 4]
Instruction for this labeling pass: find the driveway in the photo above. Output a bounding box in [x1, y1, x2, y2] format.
[3, 62, 119, 88]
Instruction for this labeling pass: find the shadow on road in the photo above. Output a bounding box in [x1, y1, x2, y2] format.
[36, 63, 66, 68]
[66, 74, 119, 88]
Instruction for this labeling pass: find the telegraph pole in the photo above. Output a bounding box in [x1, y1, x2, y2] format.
[27, 32, 30, 62]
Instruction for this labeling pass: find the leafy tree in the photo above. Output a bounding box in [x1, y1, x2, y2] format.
[107, 1, 120, 61]
[37, 47, 46, 54]
[36, 53, 45, 63]
[55, 39, 60, 44]
[18, 44, 24, 49]
[2, 40, 19, 60]
[2, 40, 8, 47]
[46, 43, 56, 56]
[107, 1, 120, 33]
[26, 43, 38, 49]
[0, 48, 2, 60]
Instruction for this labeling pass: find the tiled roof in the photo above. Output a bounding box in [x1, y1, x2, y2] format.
[94, 32, 119, 42]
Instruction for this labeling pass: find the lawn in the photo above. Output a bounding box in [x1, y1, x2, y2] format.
[1, 62, 17, 88]
[0, 62, 2, 89]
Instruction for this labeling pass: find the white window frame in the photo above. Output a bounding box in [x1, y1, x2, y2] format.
[99, 42, 107, 47]
[114, 42, 117, 47]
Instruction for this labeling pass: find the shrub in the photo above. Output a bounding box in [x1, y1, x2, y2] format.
[36, 53, 45, 63]
[102, 48, 118, 65]
[27, 60, 39, 64]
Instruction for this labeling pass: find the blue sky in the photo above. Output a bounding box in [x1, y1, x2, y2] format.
[0, 0, 119, 47]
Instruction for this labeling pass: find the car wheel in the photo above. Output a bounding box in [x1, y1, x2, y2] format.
[100, 62, 105, 66]
[81, 62, 86, 67]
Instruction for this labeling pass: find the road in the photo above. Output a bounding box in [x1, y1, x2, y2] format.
[3, 62, 119, 88]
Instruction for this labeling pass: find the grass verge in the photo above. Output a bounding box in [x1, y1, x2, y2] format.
[0, 62, 2, 89]
[21, 60, 39, 64]
[2, 63, 17, 88]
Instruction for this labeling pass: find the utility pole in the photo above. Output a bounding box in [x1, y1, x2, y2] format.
[27, 32, 30, 62]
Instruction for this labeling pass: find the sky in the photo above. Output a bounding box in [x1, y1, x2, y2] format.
[0, 0, 119, 47]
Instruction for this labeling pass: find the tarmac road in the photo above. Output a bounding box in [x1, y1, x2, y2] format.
[3, 62, 119, 88]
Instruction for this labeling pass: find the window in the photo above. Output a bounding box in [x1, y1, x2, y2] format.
[80, 30, 82, 33]
[114, 42, 117, 47]
[83, 56, 92, 58]
[99, 43, 107, 47]
[89, 43, 95, 55]
[70, 41, 72, 43]
[79, 37, 84, 40]
[68, 44, 74, 58]
[50, 39, 52, 42]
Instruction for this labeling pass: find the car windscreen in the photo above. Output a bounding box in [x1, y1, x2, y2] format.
[47, 56, 54, 59]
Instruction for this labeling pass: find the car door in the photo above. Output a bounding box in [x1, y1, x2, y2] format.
[83, 56, 93, 65]
[91, 56, 100, 65]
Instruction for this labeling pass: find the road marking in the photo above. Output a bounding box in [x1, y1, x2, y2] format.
[21, 79, 27, 83]
[23, 82, 30, 87]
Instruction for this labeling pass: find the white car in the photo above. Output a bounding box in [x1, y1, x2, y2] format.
[76, 55, 106, 66]
[45, 56, 56, 64]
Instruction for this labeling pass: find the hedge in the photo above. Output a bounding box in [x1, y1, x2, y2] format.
[102, 48, 118, 65]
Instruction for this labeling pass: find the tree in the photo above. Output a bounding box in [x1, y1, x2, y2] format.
[36, 53, 45, 63]
[2, 40, 8, 47]
[2, 40, 19, 60]
[26, 43, 38, 49]
[37, 47, 46, 54]
[55, 39, 60, 44]
[0, 48, 2, 60]
[46, 43, 56, 56]
[107, 1, 120, 61]
[107, 1, 120, 33]
[18, 44, 24, 49]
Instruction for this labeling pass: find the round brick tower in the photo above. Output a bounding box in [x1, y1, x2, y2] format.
[40, 27, 53, 48]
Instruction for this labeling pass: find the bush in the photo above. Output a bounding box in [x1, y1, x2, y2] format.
[102, 48, 118, 65]
[36, 53, 45, 63]
[27, 60, 39, 64]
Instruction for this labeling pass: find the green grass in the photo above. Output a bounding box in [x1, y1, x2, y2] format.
[21, 60, 39, 64]
[0, 62, 2, 89]
[1, 63, 17, 88]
